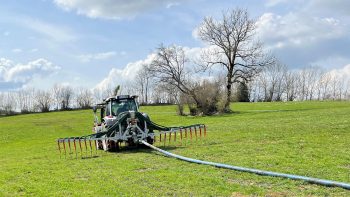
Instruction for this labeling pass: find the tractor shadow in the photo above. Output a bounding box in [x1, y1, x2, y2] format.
[116, 144, 183, 155]
[67, 144, 184, 160]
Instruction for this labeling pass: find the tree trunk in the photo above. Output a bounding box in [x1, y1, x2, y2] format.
[145, 78, 149, 104]
[224, 82, 232, 112]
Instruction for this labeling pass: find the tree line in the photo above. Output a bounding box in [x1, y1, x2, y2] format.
[248, 63, 349, 102]
[1, 8, 349, 116]
[0, 62, 348, 116]
[0, 85, 92, 115]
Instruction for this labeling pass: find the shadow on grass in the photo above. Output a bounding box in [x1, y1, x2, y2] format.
[81, 155, 100, 160]
[58, 142, 192, 160]
[116, 144, 183, 155]
[203, 108, 325, 119]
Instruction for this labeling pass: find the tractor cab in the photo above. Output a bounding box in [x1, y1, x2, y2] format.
[93, 95, 139, 127]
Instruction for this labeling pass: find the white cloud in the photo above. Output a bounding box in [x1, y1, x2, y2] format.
[54, 0, 186, 20]
[191, 26, 200, 40]
[328, 64, 350, 80]
[310, 56, 350, 69]
[30, 48, 39, 53]
[94, 53, 156, 91]
[3, 31, 10, 36]
[307, 0, 350, 16]
[166, 2, 179, 9]
[17, 17, 77, 43]
[265, 0, 288, 7]
[78, 51, 117, 62]
[257, 12, 345, 49]
[0, 58, 61, 90]
[120, 51, 127, 56]
[94, 45, 219, 92]
[12, 48, 22, 53]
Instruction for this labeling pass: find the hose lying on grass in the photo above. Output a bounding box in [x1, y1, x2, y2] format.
[140, 140, 350, 190]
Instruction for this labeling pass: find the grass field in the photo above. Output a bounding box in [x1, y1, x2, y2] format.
[0, 101, 349, 196]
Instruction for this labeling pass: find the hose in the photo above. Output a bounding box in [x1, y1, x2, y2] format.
[140, 140, 350, 190]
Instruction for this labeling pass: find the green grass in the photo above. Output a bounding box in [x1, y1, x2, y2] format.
[0, 101, 349, 196]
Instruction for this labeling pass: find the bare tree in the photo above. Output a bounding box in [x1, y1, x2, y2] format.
[52, 84, 62, 110]
[247, 78, 262, 102]
[257, 62, 287, 101]
[151, 84, 174, 104]
[103, 85, 115, 99]
[344, 80, 350, 100]
[150, 45, 199, 106]
[284, 71, 298, 101]
[135, 64, 153, 104]
[318, 72, 332, 100]
[0, 92, 3, 114]
[92, 88, 104, 104]
[35, 90, 52, 112]
[0, 92, 17, 115]
[76, 87, 93, 109]
[17, 88, 34, 113]
[198, 8, 274, 112]
[51, 84, 74, 110]
[60, 85, 74, 110]
[149, 44, 223, 115]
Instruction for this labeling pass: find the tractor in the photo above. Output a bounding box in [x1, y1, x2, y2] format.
[92, 95, 154, 151]
[57, 94, 206, 156]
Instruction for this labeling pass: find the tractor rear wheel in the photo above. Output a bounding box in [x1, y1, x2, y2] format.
[146, 136, 154, 145]
[108, 140, 119, 152]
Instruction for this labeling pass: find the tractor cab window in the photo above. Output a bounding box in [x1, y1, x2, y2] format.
[100, 107, 106, 122]
[105, 103, 111, 116]
[111, 99, 138, 116]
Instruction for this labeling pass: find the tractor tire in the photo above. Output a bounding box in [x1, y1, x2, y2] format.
[96, 140, 104, 150]
[108, 140, 119, 152]
[146, 136, 154, 145]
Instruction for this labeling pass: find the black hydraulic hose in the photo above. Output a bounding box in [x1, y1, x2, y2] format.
[141, 140, 350, 190]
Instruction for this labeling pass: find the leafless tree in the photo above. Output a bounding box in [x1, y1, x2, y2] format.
[60, 85, 74, 110]
[329, 75, 347, 101]
[35, 90, 52, 112]
[75, 87, 93, 109]
[247, 78, 261, 102]
[52, 84, 62, 110]
[149, 44, 223, 114]
[258, 62, 287, 101]
[92, 88, 104, 104]
[150, 45, 199, 106]
[330, 76, 340, 100]
[151, 84, 173, 104]
[51, 84, 74, 110]
[123, 84, 138, 96]
[284, 70, 298, 101]
[344, 80, 350, 100]
[296, 66, 320, 101]
[150, 85, 162, 104]
[17, 88, 35, 113]
[0, 92, 17, 115]
[197, 8, 274, 111]
[135, 64, 153, 104]
[307, 66, 321, 100]
[103, 85, 115, 99]
[0, 92, 3, 113]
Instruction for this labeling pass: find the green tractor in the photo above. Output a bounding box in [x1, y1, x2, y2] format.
[92, 95, 154, 151]
[57, 94, 206, 155]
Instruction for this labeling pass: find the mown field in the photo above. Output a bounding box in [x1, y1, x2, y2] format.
[0, 101, 349, 196]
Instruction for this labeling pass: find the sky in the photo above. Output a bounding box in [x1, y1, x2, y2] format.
[0, 0, 349, 92]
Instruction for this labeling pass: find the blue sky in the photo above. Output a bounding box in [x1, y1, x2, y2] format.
[1, 0, 350, 91]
